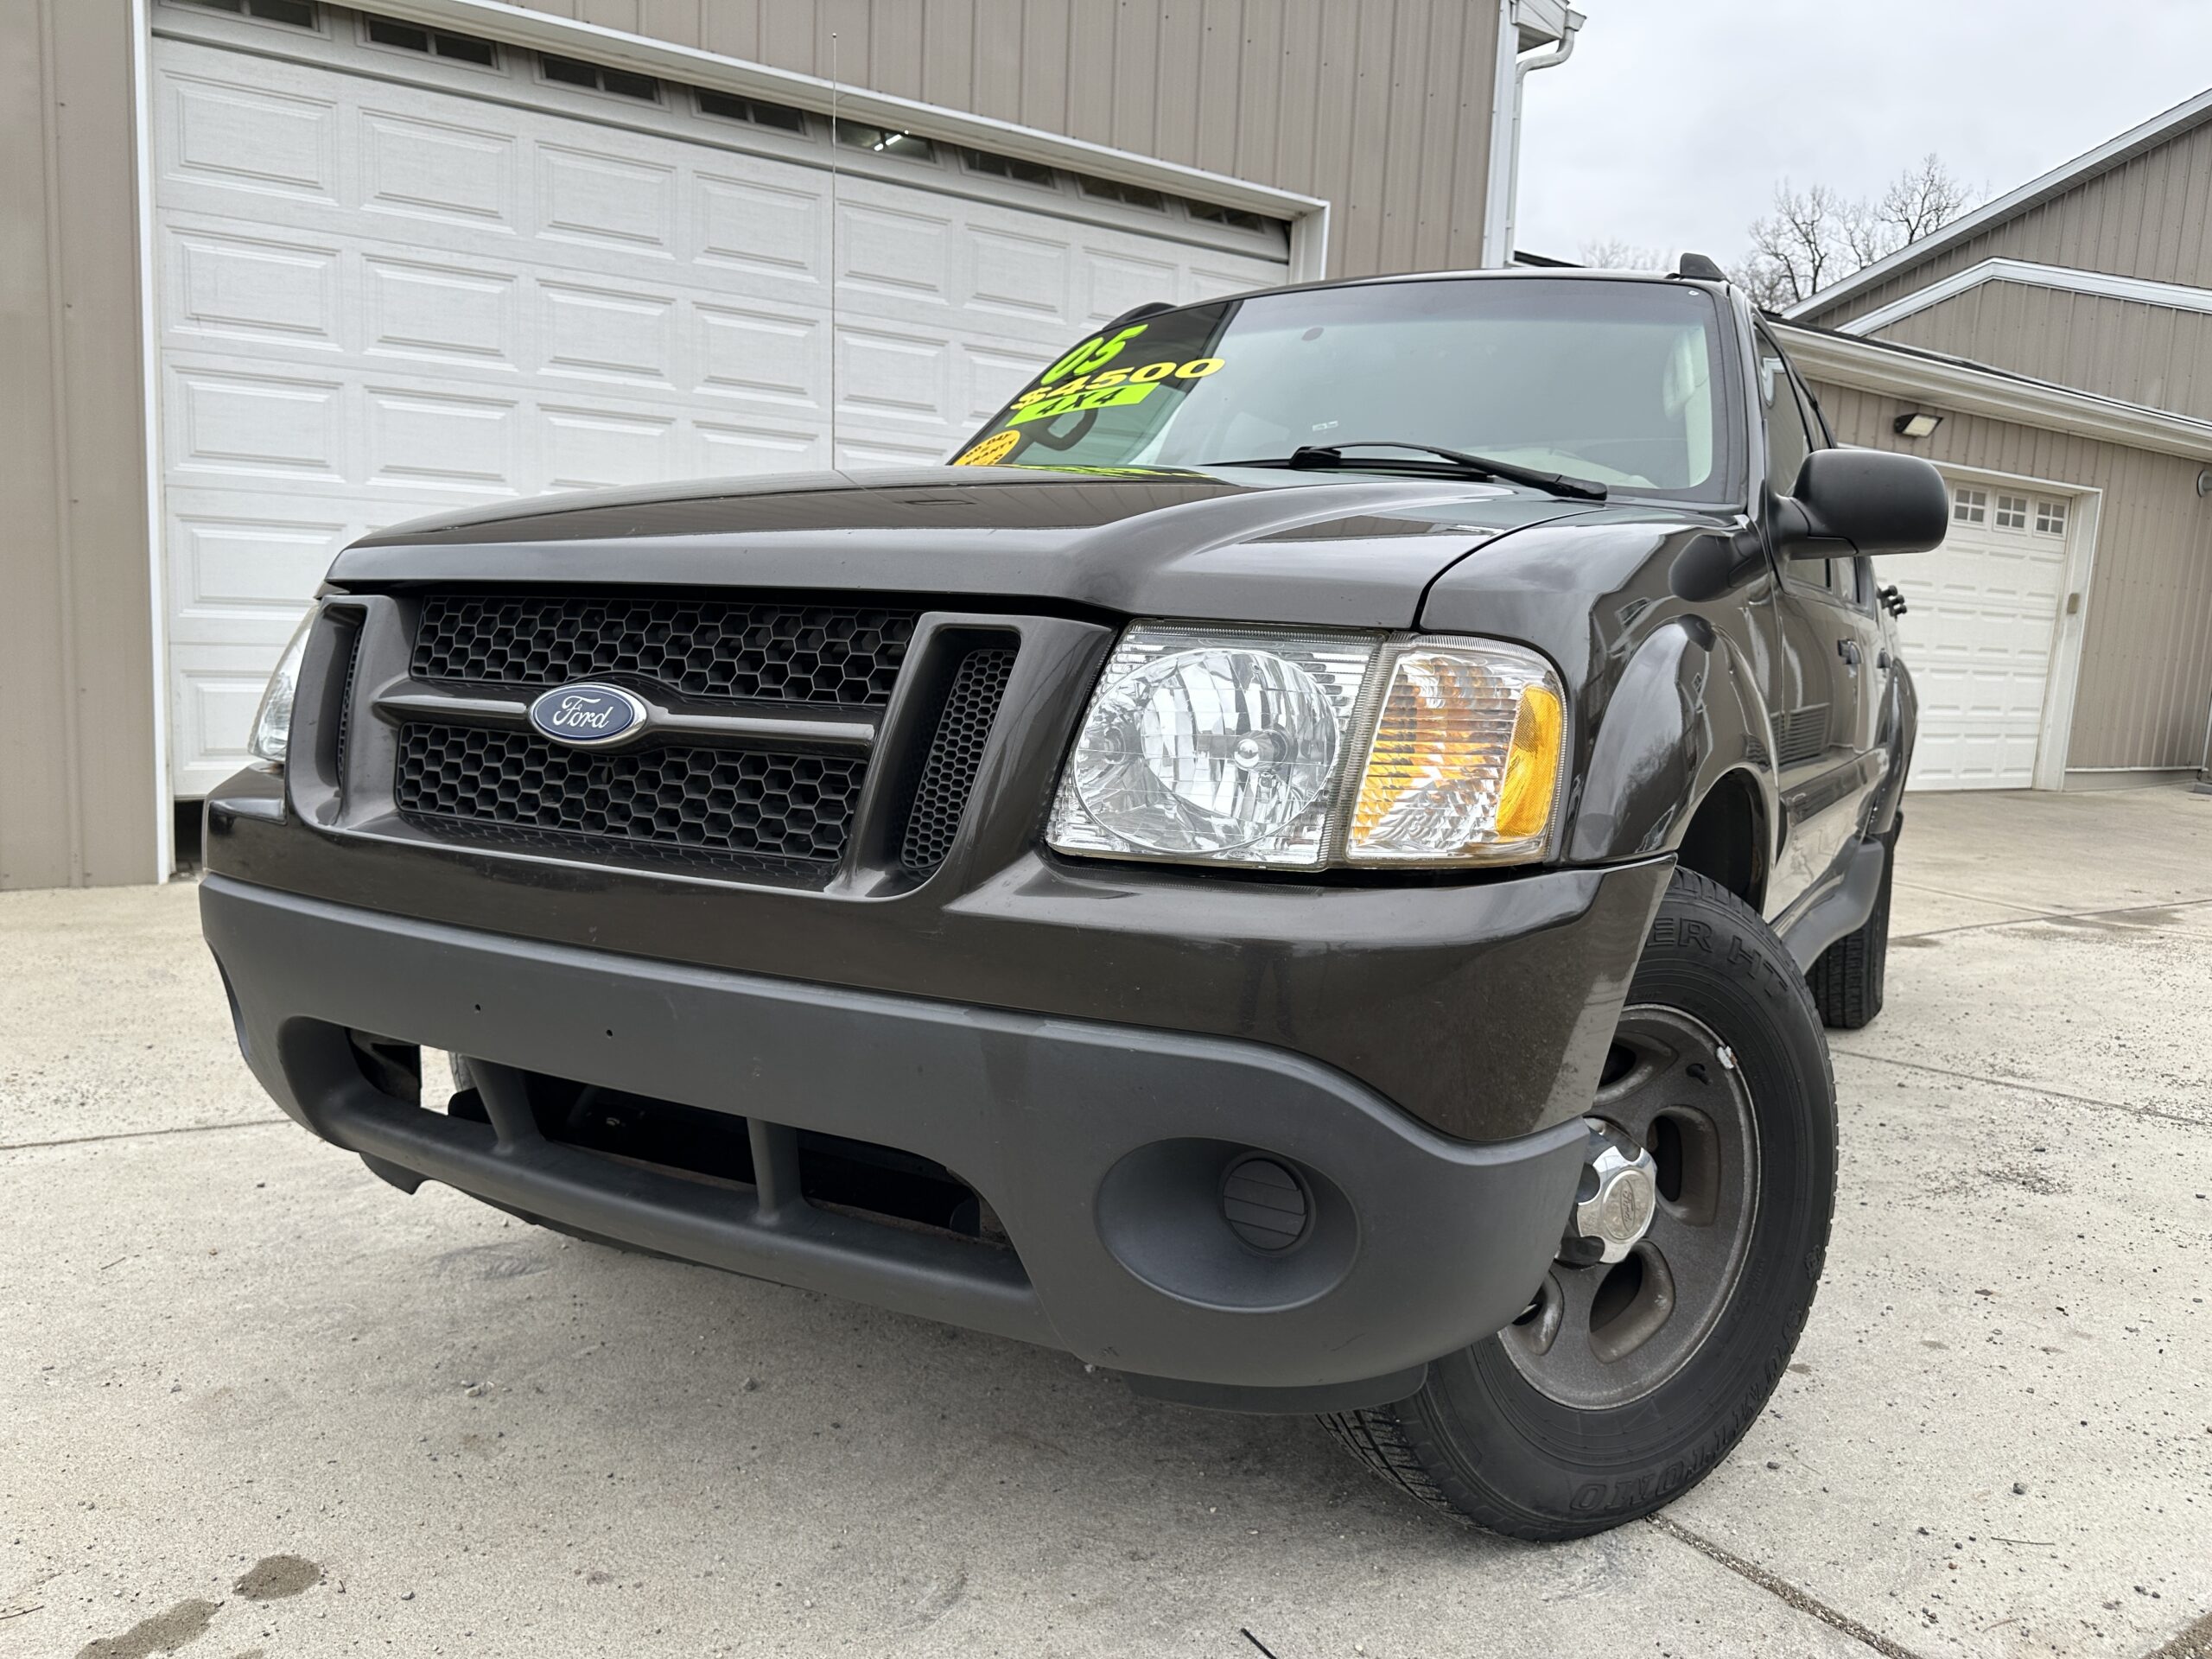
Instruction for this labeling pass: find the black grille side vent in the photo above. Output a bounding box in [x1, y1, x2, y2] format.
[333, 621, 363, 784]
[1775, 705, 1829, 769]
[899, 647, 1016, 875]
[395, 723, 864, 865]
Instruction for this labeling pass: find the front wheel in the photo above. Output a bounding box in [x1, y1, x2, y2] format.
[1321, 870, 1838, 1539]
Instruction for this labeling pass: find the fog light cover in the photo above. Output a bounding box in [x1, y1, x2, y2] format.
[1048, 626, 1376, 866]
[1346, 641, 1567, 863]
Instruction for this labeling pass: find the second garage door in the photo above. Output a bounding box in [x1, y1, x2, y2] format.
[153, 1, 1293, 798]
[1877, 478, 2076, 790]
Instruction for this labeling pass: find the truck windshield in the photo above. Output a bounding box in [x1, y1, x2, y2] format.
[952, 277, 1728, 499]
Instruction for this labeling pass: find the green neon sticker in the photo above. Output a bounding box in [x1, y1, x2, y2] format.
[1005, 382, 1159, 423]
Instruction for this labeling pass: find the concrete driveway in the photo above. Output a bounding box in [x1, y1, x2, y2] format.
[3, 787, 2208, 1659]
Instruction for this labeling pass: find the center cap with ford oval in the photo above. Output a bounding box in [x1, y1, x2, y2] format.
[528, 683, 650, 747]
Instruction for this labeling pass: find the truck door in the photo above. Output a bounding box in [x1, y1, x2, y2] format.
[1755, 332, 1884, 915]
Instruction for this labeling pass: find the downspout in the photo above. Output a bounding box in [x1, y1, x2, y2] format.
[1480, 3, 1583, 267]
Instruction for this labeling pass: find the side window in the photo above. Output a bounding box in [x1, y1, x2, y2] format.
[1758, 338, 1811, 497]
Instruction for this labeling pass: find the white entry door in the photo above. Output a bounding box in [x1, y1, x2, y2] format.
[1878, 480, 2075, 790]
[149, 2, 1292, 797]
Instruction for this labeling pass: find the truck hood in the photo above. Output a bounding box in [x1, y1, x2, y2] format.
[330, 464, 1625, 628]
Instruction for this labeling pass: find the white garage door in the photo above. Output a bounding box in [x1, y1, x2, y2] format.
[151, 2, 1292, 798]
[1878, 480, 2074, 790]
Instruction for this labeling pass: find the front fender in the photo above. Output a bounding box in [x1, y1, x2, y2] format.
[1564, 619, 1779, 863]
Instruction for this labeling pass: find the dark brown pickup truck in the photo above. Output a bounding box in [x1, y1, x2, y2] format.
[202, 259, 1947, 1537]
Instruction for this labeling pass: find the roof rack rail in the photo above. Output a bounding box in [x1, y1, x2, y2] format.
[1675, 251, 1727, 282]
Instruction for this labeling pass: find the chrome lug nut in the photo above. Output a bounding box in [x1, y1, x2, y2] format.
[1570, 1133, 1661, 1265]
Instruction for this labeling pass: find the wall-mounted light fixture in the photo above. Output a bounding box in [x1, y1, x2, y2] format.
[1892, 411, 1943, 439]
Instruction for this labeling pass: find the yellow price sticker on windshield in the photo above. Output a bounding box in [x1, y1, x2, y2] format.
[953, 429, 1022, 466]
[1010, 355, 1225, 410]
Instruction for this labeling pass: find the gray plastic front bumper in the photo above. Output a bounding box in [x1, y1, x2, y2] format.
[203, 874, 1599, 1410]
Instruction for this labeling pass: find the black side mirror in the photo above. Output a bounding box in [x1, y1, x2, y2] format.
[1774, 448, 1949, 558]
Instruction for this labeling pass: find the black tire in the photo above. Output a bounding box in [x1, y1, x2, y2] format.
[1807, 817, 1897, 1030]
[1320, 869, 1837, 1540]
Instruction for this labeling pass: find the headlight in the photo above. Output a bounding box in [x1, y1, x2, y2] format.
[1047, 625, 1566, 869]
[1047, 626, 1377, 867]
[247, 610, 316, 768]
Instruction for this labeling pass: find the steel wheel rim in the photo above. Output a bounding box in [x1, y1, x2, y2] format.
[1500, 1004, 1761, 1410]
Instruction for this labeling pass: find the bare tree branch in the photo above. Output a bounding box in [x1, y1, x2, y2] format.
[1878, 152, 1973, 245]
[1733, 155, 1974, 307]
[1578, 238, 1667, 271]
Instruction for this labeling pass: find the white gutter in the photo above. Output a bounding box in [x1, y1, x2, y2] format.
[356, 0, 1332, 279]
[1775, 322, 2212, 461]
[1839, 256, 2212, 335]
[1481, 3, 1583, 268]
[1784, 83, 2212, 321]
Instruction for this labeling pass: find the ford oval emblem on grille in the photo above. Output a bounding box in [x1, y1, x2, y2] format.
[528, 683, 649, 747]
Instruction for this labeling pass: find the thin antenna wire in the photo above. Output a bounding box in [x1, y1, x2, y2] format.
[827, 30, 842, 471]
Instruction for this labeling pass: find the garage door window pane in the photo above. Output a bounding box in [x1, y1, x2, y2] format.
[1952, 487, 1986, 524]
[2036, 499, 2068, 535]
[1995, 493, 2028, 530]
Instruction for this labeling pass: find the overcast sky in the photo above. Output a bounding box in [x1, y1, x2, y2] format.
[1516, 0, 2212, 268]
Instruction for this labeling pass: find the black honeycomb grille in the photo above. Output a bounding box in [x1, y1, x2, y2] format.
[899, 647, 1016, 875]
[411, 594, 917, 706]
[395, 723, 863, 864]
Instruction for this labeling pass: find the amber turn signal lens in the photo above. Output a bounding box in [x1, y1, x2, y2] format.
[1496, 684, 1563, 841]
[1345, 641, 1566, 864]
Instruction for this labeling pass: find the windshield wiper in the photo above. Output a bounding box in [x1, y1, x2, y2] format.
[1211, 440, 1608, 502]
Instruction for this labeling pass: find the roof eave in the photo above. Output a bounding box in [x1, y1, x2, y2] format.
[1776, 321, 2212, 463]
[1783, 84, 2212, 324]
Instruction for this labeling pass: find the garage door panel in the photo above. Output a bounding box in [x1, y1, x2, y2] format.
[170, 228, 344, 348]
[167, 365, 346, 482]
[358, 107, 518, 228]
[833, 325, 955, 429]
[538, 280, 680, 385]
[966, 228, 1074, 323]
[695, 305, 823, 407]
[537, 143, 679, 254]
[364, 387, 522, 494]
[691, 172, 823, 280]
[836, 199, 955, 304]
[363, 255, 519, 367]
[166, 71, 340, 203]
[167, 512, 353, 632]
[152, 19, 1290, 797]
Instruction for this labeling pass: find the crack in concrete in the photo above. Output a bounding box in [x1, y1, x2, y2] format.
[1829, 1048, 2202, 1130]
[0, 1118, 287, 1154]
[1647, 1514, 1933, 1659]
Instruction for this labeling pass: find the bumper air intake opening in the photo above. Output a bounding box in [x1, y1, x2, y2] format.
[422, 1046, 1010, 1249]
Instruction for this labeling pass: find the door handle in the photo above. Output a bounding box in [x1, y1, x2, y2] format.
[1837, 639, 1862, 668]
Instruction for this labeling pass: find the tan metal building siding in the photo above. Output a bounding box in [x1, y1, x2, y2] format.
[1808, 379, 2212, 773]
[0, 0, 162, 889]
[1874, 285, 2212, 425]
[510, 0, 1504, 277]
[1800, 114, 2212, 332]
